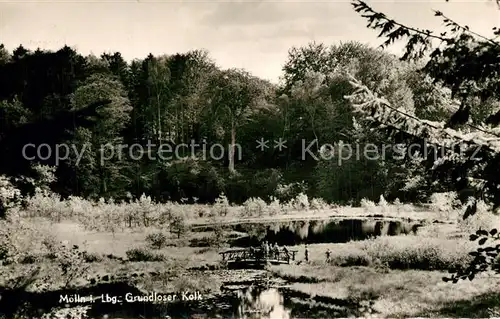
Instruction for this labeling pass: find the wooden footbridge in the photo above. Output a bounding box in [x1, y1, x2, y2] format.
[220, 247, 298, 268]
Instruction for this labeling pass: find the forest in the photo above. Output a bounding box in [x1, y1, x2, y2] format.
[0, 39, 472, 206]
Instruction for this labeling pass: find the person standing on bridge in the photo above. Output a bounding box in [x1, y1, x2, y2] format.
[304, 244, 309, 262]
[325, 248, 331, 263]
[283, 246, 290, 263]
[273, 243, 280, 260]
[263, 240, 269, 258]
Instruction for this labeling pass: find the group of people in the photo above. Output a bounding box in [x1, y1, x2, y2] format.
[251, 241, 332, 263]
[259, 240, 289, 260]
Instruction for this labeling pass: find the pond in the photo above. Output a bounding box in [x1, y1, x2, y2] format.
[226, 218, 422, 247]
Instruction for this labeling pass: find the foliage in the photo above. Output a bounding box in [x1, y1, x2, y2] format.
[429, 192, 461, 220]
[443, 228, 500, 282]
[208, 215, 226, 248]
[275, 181, 308, 203]
[350, 0, 500, 281]
[310, 198, 329, 210]
[125, 247, 165, 262]
[169, 214, 188, 239]
[210, 193, 230, 217]
[242, 197, 268, 217]
[0, 38, 451, 206]
[358, 236, 473, 271]
[41, 305, 91, 319]
[145, 232, 168, 249]
[290, 192, 310, 210]
[457, 199, 500, 234]
[360, 198, 376, 212]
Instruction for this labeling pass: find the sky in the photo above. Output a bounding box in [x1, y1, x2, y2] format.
[1, 0, 499, 83]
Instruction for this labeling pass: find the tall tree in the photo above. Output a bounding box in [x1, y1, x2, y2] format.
[66, 73, 132, 197]
[206, 69, 270, 174]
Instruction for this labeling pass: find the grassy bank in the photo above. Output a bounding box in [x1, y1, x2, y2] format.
[269, 264, 500, 318]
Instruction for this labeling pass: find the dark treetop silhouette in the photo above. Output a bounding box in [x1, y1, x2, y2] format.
[0, 99, 111, 176]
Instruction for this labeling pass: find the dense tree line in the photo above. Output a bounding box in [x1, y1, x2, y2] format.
[0, 40, 478, 204]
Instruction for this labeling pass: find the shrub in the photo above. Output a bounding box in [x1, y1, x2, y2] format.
[291, 192, 310, 210]
[328, 248, 372, 267]
[0, 175, 22, 217]
[393, 198, 402, 213]
[268, 197, 282, 216]
[310, 198, 329, 210]
[145, 232, 168, 249]
[378, 195, 388, 213]
[169, 214, 189, 239]
[242, 197, 268, 217]
[275, 181, 308, 203]
[358, 236, 472, 271]
[209, 215, 226, 248]
[429, 192, 460, 219]
[458, 199, 500, 233]
[125, 247, 165, 262]
[41, 305, 91, 319]
[360, 198, 376, 213]
[211, 193, 230, 217]
[81, 251, 103, 263]
[0, 216, 56, 265]
[196, 206, 208, 218]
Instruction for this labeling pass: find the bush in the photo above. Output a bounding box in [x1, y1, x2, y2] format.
[81, 251, 103, 263]
[429, 192, 460, 219]
[41, 305, 91, 319]
[125, 247, 165, 262]
[275, 181, 308, 203]
[328, 248, 372, 267]
[378, 195, 388, 213]
[211, 193, 230, 217]
[0, 216, 57, 266]
[209, 215, 226, 248]
[393, 198, 402, 213]
[291, 192, 310, 210]
[196, 206, 208, 218]
[145, 232, 168, 249]
[242, 197, 268, 217]
[458, 199, 500, 233]
[169, 214, 189, 239]
[268, 197, 282, 216]
[310, 198, 329, 210]
[360, 198, 376, 212]
[358, 236, 472, 270]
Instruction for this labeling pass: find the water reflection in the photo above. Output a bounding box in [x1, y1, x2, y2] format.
[236, 287, 290, 319]
[230, 218, 421, 247]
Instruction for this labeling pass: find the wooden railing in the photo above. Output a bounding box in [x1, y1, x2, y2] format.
[220, 248, 297, 264]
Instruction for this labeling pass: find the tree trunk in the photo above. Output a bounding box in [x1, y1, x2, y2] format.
[157, 93, 162, 141]
[229, 118, 236, 174]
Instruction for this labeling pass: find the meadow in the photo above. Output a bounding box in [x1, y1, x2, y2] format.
[1, 190, 500, 318]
